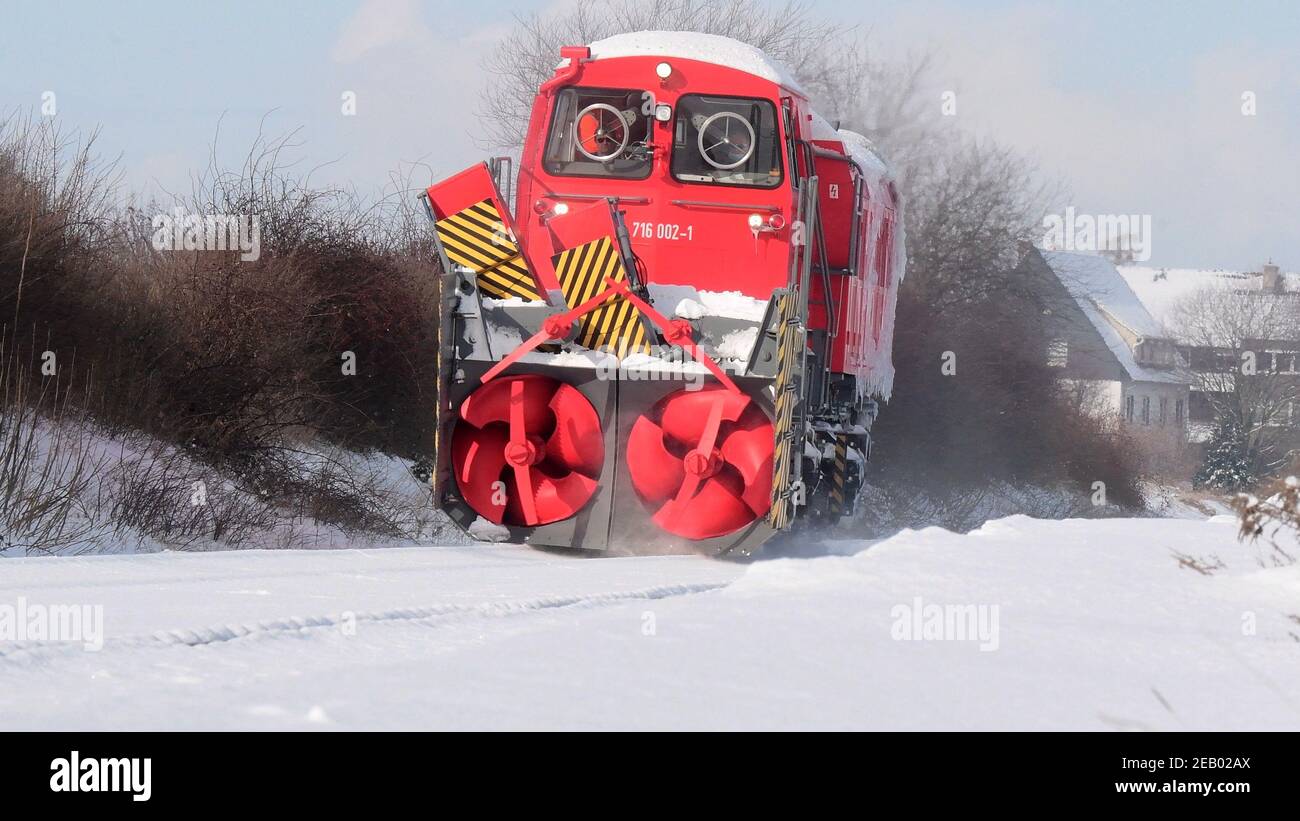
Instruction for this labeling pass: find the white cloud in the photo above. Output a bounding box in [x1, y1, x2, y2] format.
[315, 1, 504, 196]
[872, 1, 1299, 269]
[332, 0, 436, 63]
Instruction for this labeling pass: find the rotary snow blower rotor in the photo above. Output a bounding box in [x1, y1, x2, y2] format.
[450, 374, 604, 527]
[625, 386, 775, 541]
[423, 165, 797, 556]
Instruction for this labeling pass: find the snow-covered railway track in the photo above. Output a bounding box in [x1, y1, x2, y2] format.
[0, 580, 730, 663]
[3, 518, 1299, 730]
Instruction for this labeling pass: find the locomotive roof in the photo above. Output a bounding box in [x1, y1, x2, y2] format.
[830, 127, 891, 177]
[562, 30, 806, 95]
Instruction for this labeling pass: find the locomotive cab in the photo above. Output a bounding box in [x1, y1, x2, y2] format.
[515, 44, 803, 300]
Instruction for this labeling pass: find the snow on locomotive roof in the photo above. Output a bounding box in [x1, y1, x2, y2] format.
[808, 111, 840, 141]
[565, 31, 806, 94]
[808, 113, 891, 177]
[836, 129, 890, 177]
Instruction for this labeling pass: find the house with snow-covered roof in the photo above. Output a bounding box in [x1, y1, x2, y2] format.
[1117, 261, 1300, 449]
[1117, 261, 1300, 334]
[1015, 247, 1191, 454]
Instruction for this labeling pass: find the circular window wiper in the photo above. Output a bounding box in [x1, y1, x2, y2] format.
[697, 111, 756, 170]
[574, 103, 631, 162]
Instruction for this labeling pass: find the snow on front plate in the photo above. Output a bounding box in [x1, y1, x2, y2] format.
[466, 516, 511, 543]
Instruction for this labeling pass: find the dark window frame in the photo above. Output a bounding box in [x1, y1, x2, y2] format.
[542, 86, 655, 182]
[670, 92, 784, 189]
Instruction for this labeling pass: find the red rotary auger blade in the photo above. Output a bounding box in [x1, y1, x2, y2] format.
[626, 387, 776, 541]
[451, 375, 603, 527]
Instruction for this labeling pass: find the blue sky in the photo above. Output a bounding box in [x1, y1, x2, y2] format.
[2, 0, 1297, 269]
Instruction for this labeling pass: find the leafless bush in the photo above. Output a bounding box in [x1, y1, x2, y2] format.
[0, 113, 123, 391]
[1233, 477, 1299, 566]
[0, 112, 441, 553]
[101, 444, 276, 550]
[0, 360, 105, 554]
[855, 479, 1123, 537]
[1172, 551, 1226, 575]
[1, 374, 434, 555]
[113, 124, 443, 459]
[903, 139, 1057, 314]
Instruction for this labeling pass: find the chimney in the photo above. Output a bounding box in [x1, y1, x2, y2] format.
[1262, 260, 1282, 292]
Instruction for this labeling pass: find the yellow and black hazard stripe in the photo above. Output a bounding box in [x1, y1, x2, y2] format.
[768, 291, 801, 530]
[828, 433, 849, 517]
[430, 269, 458, 507]
[434, 199, 542, 302]
[551, 236, 650, 358]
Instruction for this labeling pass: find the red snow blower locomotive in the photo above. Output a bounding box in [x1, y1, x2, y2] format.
[423, 33, 905, 556]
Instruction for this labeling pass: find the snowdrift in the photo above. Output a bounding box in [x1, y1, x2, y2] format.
[2, 515, 1296, 729]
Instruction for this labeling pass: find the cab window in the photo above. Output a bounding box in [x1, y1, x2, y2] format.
[543, 87, 652, 179]
[671, 95, 781, 188]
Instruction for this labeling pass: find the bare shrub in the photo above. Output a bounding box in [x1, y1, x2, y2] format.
[0, 365, 106, 554]
[0, 113, 441, 553]
[855, 479, 1127, 538]
[1233, 477, 1299, 566]
[105, 126, 440, 460]
[0, 113, 123, 396]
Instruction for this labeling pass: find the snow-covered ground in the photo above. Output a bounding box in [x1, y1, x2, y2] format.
[2, 515, 1298, 730]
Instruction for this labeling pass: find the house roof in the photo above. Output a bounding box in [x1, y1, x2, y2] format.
[1118, 265, 1300, 332]
[1039, 250, 1186, 384]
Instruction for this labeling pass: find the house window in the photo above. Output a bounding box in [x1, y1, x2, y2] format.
[1125, 395, 1135, 422]
[1175, 399, 1184, 426]
[1265, 350, 1299, 374]
[1046, 338, 1068, 368]
[1137, 339, 1175, 367]
[1141, 396, 1150, 425]
[1159, 396, 1168, 427]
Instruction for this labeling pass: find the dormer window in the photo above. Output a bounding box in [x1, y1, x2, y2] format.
[1135, 337, 1175, 367]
